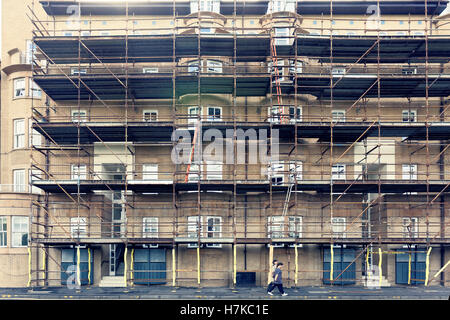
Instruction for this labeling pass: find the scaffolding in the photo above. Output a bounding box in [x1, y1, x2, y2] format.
[25, 0, 450, 287]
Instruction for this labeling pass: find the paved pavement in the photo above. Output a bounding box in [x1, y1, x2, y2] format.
[1, 285, 449, 300]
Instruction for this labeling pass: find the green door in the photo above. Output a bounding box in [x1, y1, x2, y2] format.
[134, 248, 166, 285]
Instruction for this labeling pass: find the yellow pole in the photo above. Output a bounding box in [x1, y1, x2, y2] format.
[88, 247, 91, 285]
[172, 247, 176, 287]
[42, 247, 46, 271]
[433, 259, 450, 279]
[378, 248, 382, 288]
[408, 253, 412, 285]
[27, 247, 32, 287]
[197, 246, 200, 285]
[233, 244, 237, 286]
[268, 244, 274, 284]
[366, 246, 370, 280]
[124, 246, 128, 287]
[76, 246, 81, 287]
[294, 244, 298, 286]
[131, 248, 135, 286]
[330, 245, 334, 283]
[425, 247, 432, 286]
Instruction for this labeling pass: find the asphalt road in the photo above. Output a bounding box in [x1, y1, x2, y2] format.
[1, 285, 449, 300]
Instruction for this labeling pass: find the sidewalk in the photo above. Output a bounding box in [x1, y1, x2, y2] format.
[1, 285, 449, 300]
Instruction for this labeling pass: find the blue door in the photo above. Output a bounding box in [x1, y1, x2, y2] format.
[323, 247, 356, 285]
[61, 248, 93, 285]
[395, 249, 426, 285]
[134, 248, 166, 285]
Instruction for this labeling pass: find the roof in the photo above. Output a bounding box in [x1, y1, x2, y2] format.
[39, 1, 449, 16]
[34, 35, 450, 64]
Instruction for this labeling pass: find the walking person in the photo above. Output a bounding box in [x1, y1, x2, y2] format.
[266, 259, 278, 294]
[268, 262, 288, 296]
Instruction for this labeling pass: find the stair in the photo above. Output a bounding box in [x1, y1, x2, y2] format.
[364, 270, 391, 287]
[99, 276, 127, 288]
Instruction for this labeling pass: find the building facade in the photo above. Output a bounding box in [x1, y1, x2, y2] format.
[1, 0, 450, 288]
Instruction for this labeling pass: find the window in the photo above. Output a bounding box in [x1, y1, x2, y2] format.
[187, 216, 203, 247]
[332, 217, 346, 238]
[206, 60, 223, 73]
[397, 32, 407, 36]
[402, 164, 417, 180]
[288, 216, 302, 238]
[313, 20, 317, 25]
[143, 217, 158, 238]
[100, 31, 110, 36]
[399, 21, 404, 25]
[269, 161, 284, 185]
[188, 163, 200, 182]
[71, 67, 87, 75]
[188, 60, 201, 73]
[347, 32, 356, 36]
[289, 161, 302, 182]
[71, 110, 87, 122]
[206, 216, 222, 247]
[29, 79, 42, 99]
[143, 67, 158, 74]
[13, 78, 26, 98]
[402, 217, 418, 238]
[29, 120, 42, 147]
[268, 106, 281, 123]
[289, 106, 302, 123]
[71, 164, 87, 180]
[200, 27, 213, 34]
[349, 21, 354, 25]
[289, 59, 303, 75]
[26, 40, 36, 65]
[143, 164, 158, 181]
[190, 0, 220, 13]
[402, 66, 417, 75]
[332, 67, 346, 75]
[274, 27, 289, 45]
[402, 110, 417, 122]
[414, 31, 425, 36]
[13, 169, 26, 192]
[143, 110, 158, 122]
[207, 107, 222, 121]
[267, 216, 302, 239]
[70, 217, 87, 238]
[267, 216, 284, 238]
[0, 217, 7, 247]
[331, 110, 346, 123]
[418, 21, 423, 25]
[269, 0, 296, 13]
[268, 60, 285, 82]
[188, 106, 201, 125]
[12, 216, 28, 247]
[13, 119, 25, 149]
[206, 161, 222, 180]
[64, 32, 73, 36]
[81, 31, 91, 37]
[29, 169, 42, 194]
[332, 164, 346, 180]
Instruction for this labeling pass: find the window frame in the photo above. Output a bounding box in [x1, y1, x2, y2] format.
[13, 169, 26, 193]
[0, 217, 7, 247]
[331, 217, 347, 239]
[71, 109, 87, 122]
[11, 216, 29, 247]
[13, 78, 26, 98]
[332, 164, 346, 180]
[71, 164, 87, 180]
[13, 118, 25, 149]
[143, 109, 158, 122]
[402, 109, 417, 122]
[402, 164, 417, 180]
[70, 217, 87, 238]
[142, 164, 158, 181]
[142, 217, 159, 238]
